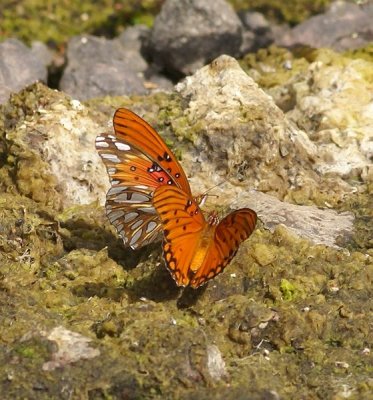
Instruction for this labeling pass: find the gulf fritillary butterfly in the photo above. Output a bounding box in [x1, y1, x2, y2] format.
[96, 108, 257, 288]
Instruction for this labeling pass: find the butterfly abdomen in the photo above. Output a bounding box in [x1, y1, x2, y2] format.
[189, 225, 216, 274]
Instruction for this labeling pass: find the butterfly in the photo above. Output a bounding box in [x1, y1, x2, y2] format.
[96, 108, 194, 249]
[96, 108, 257, 288]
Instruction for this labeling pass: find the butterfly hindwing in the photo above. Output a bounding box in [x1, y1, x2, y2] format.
[153, 186, 257, 288]
[189, 209, 257, 288]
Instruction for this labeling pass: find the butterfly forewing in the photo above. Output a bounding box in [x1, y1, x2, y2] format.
[96, 108, 192, 249]
[113, 109, 192, 195]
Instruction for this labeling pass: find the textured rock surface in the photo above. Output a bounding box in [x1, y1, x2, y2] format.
[0, 39, 47, 104]
[277, 1, 373, 51]
[146, 0, 243, 76]
[60, 29, 149, 100]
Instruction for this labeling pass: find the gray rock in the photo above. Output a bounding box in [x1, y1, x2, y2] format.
[238, 11, 274, 54]
[60, 28, 150, 100]
[117, 26, 174, 91]
[30, 41, 53, 67]
[146, 0, 243, 76]
[276, 1, 373, 51]
[0, 39, 47, 104]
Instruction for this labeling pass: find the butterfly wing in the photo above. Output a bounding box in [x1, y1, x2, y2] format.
[96, 108, 192, 249]
[189, 208, 257, 288]
[113, 108, 192, 195]
[152, 185, 206, 286]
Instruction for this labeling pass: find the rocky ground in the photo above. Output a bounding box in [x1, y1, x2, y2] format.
[0, 1, 372, 399]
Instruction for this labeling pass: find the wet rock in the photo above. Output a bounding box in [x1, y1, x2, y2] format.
[145, 0, 243, 77]
[277, 1, 373, 51]
[60, 27, 150, 100]
[0, 39, 47, 105]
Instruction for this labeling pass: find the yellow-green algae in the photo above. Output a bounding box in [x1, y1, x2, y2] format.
[0, 85, 372, 398]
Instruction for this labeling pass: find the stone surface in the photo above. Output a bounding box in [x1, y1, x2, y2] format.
[0, 39, 47, 104]
[277, 1, 373, 51]
[238, 11, 274, 54]
[60, 28, 150, 100]
[145, 0, 243, 76]
[175, 55, 327, 202]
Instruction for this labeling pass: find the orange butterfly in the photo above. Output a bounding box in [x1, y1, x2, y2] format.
[96, 108, 257, 288]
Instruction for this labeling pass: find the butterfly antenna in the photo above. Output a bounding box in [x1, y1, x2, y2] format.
[197, 179, 227, 205]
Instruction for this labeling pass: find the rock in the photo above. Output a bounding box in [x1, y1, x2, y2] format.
[284, 53, 373, 184]
[175, 55, 324, 201]
[230, 189, 354, 249]
[42, 326, 100, 371]
[60, 29, 149, 100]
[277, 1, 373, 51]
[145, 0, 243, 77]
[116, 25, 150, 73]
[30, 41, 53, 67]
[238, 11, 274, 54]
[0, 39, 47, 104]
[2, 83, 108, 209]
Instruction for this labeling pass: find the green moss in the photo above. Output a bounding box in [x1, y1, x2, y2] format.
[279, 278, 298, 301]
[0, 0, 163, 46]
[228, 0, 332, 24]
[344, 43, 373, 63]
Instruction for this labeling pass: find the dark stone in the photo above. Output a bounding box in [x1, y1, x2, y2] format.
[145, 0, 243, 77]
[238, 11, 274, 54]
[60, 26, 150, 100]
[0, 39, 47, 104]
[276, 1, 373, 51]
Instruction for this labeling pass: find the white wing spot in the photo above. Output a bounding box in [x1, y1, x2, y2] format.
[96, 141, 109, 148]
[101, 154, 121, 163]
[146, 221, 157, 233]
[137, 207, 156, 214]
[124, 212, 138, 223]
[130, 229, 142, 247]
[115, 142, 131, 151]
[115, 192, 148, 203]
[108, 186, 125, 196]
[108, 210, 125, 222]
[108, 167, 116, 175]
[131, 219, 144, 230]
